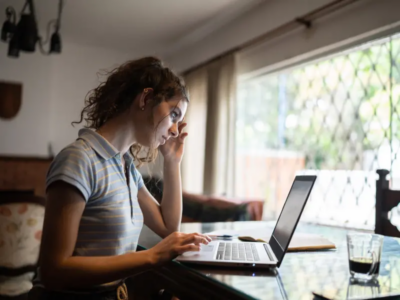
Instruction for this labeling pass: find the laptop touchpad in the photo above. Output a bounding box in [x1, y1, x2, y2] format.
[181, 245, 214, 257]
[201, 245, 214, 252]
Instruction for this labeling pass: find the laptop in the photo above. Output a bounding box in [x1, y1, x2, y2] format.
[176, 175, 317, 268]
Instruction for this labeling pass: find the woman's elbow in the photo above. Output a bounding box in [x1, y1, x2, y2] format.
[40, 264, 66, 290]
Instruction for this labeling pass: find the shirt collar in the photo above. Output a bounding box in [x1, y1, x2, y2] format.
[78, 128, 119, 160]
[123, 151, 134, 166]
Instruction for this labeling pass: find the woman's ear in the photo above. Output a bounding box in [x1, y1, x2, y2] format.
[139, 88, 154, 110]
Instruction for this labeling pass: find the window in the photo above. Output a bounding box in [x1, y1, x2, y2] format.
[236, 34, 400, 229]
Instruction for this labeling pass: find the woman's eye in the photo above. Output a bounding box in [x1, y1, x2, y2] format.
[171, 111, 178, 119]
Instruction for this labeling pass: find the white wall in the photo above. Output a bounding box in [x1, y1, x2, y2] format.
[166, 0, 400, 75]
[0, 39, 165, 176]
[238, 0, 400, 78]
[49, 42, 134, 155]
[166, 0, 332, 73]
[0, 45, 53, 156]
[0, 40, 134, 157]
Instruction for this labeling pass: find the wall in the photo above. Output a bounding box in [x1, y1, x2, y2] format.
[166, 0, 332, 73]
[49, 42, 133, 154]
[0, 46, 53, 157]
[0, 40, 134, 157]
[237, 0, 400, 78]
[166, 0, 400, 75]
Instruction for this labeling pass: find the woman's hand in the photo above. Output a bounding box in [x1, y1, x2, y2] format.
[159, 123, 188, 164]
[148, 232, 212, 266]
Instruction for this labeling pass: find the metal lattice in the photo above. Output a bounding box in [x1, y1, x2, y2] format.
[236, 34, 400, 230]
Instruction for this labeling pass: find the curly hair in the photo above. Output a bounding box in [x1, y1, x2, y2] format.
[72, 56, 188, 166]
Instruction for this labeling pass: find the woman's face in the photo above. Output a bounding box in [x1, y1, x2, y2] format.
[137, 95, 188, 148]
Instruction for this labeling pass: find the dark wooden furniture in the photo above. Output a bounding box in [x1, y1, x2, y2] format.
[0, 190, 44, 206]
[376, 169, 400, 238]
[0, 156, 53, 197]
[132, 221, 400, 300]
[142, 176, 264, 223]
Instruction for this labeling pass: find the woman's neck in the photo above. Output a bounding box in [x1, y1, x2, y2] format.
[96, 115, 136, 156]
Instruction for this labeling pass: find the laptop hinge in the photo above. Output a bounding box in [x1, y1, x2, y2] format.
[263, 244, 278, 262]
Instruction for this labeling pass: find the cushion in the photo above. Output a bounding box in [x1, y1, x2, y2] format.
[0, 203, 44, 296]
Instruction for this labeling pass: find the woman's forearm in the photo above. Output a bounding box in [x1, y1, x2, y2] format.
[41, 250, 155, 290]
[160, 160, 182, 233]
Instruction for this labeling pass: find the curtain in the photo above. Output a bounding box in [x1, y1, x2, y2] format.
[203, 54, 236, 196]
[181, 67, 208, 194]
[182, 54, 237, 196]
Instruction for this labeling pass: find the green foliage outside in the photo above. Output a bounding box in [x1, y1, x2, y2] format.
[236, 35, 400, 171]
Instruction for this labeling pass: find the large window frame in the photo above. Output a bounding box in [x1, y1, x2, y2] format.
[236, 33, 400, 230]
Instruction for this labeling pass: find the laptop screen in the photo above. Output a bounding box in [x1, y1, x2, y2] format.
[269, 176, 316, 266]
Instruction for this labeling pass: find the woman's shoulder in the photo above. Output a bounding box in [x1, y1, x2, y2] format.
[47, 139, 95, 201]
[55, 139, 96, 163]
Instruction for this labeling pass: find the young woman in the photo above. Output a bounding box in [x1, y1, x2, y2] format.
[31, 57, 211, 299]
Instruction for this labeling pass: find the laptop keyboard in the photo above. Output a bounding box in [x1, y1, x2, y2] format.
[216, 242, 260, 261]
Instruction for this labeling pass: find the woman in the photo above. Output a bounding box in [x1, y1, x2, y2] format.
[31, 57, 211, 299]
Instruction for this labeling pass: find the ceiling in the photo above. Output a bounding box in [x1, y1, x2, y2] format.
[0, 0, 263, 56]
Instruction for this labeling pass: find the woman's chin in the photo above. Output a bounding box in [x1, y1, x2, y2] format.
[153, 141, 162, 148]
[139, 138, 158, 148]
[141, 138, 162, 149]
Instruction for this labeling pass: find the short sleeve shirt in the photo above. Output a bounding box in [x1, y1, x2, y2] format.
[40, 128, 145, 291]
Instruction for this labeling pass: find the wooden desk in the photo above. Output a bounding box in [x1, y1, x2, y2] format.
[132, 221, 400, 300]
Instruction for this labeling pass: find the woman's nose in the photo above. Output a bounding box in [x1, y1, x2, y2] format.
[170, 124, 179, 138]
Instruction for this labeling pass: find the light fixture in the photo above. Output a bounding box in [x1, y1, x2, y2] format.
[1, 7, 16, 42]
[18, 13, 38, 52]
[1, 0, 64, 58]
[50, 31, 61, 53]
[8, 32, 20, 58]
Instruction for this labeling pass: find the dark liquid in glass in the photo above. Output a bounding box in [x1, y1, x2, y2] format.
[349, 257, 380, 274]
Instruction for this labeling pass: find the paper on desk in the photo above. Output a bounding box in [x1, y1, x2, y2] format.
[205, 227, 336, 251]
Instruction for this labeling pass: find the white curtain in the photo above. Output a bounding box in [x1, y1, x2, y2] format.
[182, 54, 237, 196]
[181, 67, 208, 194]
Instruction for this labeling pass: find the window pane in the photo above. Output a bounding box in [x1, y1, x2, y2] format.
[236, 34, 400, 230]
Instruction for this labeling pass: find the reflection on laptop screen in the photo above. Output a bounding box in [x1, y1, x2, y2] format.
[272, 180, 314, 251]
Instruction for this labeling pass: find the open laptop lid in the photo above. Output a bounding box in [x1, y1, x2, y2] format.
[268, 175, 317, 267]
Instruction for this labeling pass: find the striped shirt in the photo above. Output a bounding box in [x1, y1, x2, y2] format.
[35, 128, 144, 291]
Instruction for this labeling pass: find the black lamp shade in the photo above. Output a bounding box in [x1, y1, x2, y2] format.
[18, 14, 38, 52]
[1, 20, 15, 42]
[3, 2, 63, 58]
[8, 34, 19, 58]
[50, 32, 61, 53]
